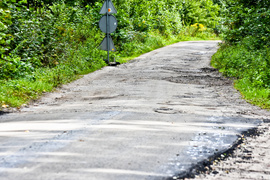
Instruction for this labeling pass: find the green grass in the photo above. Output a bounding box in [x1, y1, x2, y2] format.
[234, 79, 270, 109]
[118, 27, 220, 63]
[211, 43, 270, 109]
[0, 54, 106, 108]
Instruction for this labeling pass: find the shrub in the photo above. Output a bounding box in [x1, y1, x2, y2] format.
[221, 0, 270, 48]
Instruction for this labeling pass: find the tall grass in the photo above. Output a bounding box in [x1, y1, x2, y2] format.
[212, 43, 270, 109]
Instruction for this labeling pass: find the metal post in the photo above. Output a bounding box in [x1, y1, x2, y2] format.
[99, 0, 117, 65]
[106, 0, 109, 63]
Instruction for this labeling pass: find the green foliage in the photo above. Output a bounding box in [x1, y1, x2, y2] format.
[0, 55, 34, 79]
[212, 43, 270, 108]
[180, 0, 220, 28]
[113, 0, 220, 54]
[235, 79, 270, 109]
[0, 7, 12, 55]
[179, 23, 218, 40]
[211, 0, 270, 109]
[212, 43, 270, 87]
[221, 0, 270, 48]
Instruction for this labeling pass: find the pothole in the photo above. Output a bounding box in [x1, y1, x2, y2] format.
[200, 67, 218, 73]
[163, 75, 232, 86]
[183, 57, 199, 61]
[191, 52, 208, 55]
[173, 95, 195, 99]
[154, 107, 183, 114]
[162, 67, 202, 73]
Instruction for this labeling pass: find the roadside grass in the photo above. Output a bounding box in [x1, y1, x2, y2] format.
[1, 37, 107, 108]
[235, 79, 270, 109]
[0, 60, 106, 108]
[211, 43, 270, 109]
[118, 27, 220, 63]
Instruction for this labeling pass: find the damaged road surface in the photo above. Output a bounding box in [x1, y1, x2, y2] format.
[0, 41, 267, 180]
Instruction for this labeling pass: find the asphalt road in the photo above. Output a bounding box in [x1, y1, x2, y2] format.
[0, 41, 265, 180]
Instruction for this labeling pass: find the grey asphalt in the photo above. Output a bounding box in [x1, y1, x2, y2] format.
[0, 41, 263, 180]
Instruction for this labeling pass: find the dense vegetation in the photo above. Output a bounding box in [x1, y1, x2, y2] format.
[212, 0, 270, 108]
[0, 0, 220, 109]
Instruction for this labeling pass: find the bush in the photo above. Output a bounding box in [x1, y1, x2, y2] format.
[221, 0, 270, 48]
[212, 43, 270, 88]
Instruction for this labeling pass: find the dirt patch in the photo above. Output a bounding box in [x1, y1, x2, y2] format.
[163, 75, 232, 86]
[161, 65, 233, 86]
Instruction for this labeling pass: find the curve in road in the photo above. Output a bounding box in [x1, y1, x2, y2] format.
[0, 41, 266, 180]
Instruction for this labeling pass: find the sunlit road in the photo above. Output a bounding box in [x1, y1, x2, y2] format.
[0, 41, 262, 180]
